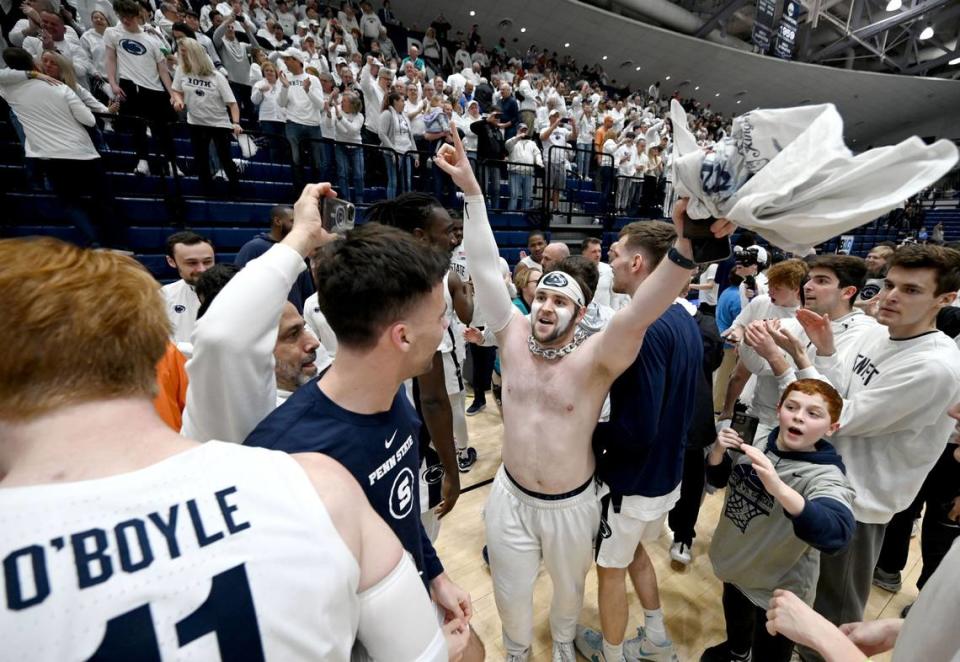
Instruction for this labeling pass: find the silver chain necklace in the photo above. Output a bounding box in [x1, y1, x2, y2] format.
[527, 328, 587, 360]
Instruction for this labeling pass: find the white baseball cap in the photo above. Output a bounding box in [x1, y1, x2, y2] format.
[279, 48, 306, 63]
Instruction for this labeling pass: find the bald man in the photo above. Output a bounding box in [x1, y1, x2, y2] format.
[541, 241, 571, 273]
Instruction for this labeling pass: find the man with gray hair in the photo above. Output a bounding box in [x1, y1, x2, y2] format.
[156, 2, 180, 38]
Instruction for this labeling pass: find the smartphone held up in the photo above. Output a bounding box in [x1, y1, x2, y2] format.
[321, 196, 356, 234]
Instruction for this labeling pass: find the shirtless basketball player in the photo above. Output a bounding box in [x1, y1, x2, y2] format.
[434, 130, 734, 661]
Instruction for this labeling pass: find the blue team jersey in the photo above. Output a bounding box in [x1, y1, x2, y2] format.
[593, 303, 702, 497]
[243, 379, 443, 584]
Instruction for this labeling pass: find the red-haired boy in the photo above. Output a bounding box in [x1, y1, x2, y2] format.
[702, 379, 855, 662]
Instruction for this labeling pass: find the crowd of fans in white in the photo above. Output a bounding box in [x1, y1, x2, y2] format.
[0, 0, 735, 245]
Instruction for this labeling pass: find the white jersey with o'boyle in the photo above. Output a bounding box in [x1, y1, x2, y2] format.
[0, 442, 362, 660]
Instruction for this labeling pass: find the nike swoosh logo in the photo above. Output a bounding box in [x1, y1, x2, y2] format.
[385, 430, 397, 449]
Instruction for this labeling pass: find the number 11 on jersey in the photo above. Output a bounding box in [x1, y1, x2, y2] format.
[90, 563, 264, 660]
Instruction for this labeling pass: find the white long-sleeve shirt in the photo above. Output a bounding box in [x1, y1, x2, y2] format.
[594, 262, 614, 308]
[75, 83, 109, 113]
[278, 72, 323, 126]
[81, 28, 108, 78]
[334, 110, 363, 144]
[505, 136, 543, 173]
[181, 243, 306, 443]
[358, 63, 384, 132]
[251, 80, 285, 122]
[0, 74, 99, 160]
[784, 325, 960, 523]
[767, 310, 878, 396]
[8, 18, 34, 46]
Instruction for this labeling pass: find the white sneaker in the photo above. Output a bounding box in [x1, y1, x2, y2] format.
[133, 159, 150, 175]
[624, 627, 678, 662]
[552, 640, 576, 662]
[168, 162, 185, 177]
[232, 157, 249, 173]
[213, 169, 228, 181]
[574, 625, 626, 661]
[669, 541, 692, 567]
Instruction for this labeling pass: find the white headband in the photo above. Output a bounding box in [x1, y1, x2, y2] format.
[536, 271, 585, 307]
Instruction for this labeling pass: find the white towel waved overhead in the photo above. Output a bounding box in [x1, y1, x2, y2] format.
[670, 99, 959, 254]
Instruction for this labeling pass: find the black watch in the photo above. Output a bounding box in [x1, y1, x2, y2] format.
[667, 246, 696, 269]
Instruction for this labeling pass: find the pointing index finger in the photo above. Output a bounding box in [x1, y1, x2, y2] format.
[449, 124, 465, 158]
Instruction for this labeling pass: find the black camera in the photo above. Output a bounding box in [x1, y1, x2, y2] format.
[735, 246, 761, 268]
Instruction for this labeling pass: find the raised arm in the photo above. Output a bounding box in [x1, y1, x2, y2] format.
[251, 81, 266, 105]
[592, 199, 725, 378]
[213, 17, 229, 46]
[181, 183, 336, 442]
[433, 128, 518, 337]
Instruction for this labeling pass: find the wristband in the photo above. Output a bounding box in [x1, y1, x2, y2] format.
[667, 246, 696, 270]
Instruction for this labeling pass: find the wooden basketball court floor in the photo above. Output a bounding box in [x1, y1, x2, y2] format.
[435, 402, 921, 662]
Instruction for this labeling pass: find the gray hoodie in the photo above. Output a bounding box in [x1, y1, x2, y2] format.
[708, 429, 856, 608]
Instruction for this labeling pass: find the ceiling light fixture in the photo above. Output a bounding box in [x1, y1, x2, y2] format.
[665, 75, 671, 80]
[885, 0, 901, 11]
[694, 85, 700, 90]
[635, 66, 642, 71]
[919, 24, 934, 40]
[469, 10, 476, 16]
[736, 100, 742, 104]
[564, 42, 570, 47]
[602, 55, 608, 60]
[715, 92, 720, 97]
[520, 27, 526, 32]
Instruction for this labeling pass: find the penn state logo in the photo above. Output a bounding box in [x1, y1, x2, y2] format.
[389, 467, 415, 519]
[173, 304, 186, 313]
[860, 280, 882, 300]
[541, 272, 569, 288]
[421, 463, 444, 485]
[119, 38, 147, 56]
